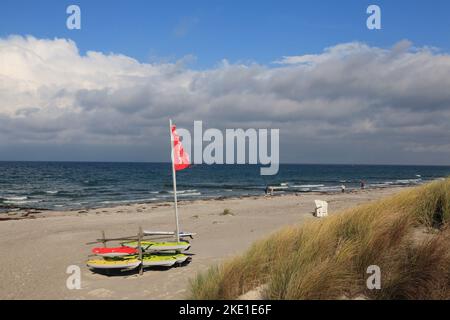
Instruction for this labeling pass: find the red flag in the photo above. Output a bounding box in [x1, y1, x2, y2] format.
[171, 124, 190, 171]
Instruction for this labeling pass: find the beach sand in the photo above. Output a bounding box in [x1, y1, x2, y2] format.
[0, 187, 409, 299]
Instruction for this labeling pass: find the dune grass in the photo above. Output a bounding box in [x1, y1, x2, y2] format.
[189, 178, 450, 300]
[220, 208, 234, 216]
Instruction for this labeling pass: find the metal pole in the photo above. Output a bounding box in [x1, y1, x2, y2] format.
[169, 119, 181, 243]
[101, 230, 106, 248]
[138, 226, 143, 275]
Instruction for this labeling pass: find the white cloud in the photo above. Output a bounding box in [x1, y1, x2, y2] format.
[1, 35, 450, 164]
[273, 42, 376, 65]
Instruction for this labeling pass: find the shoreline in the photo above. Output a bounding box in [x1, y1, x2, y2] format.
[1, 185, 408, 221]
[0, 184, 412, 299]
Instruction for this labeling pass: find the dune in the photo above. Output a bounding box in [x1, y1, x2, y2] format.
[190, 179, 450, 300]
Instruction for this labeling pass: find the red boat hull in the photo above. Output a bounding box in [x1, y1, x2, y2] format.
[92, 246, 137, 257]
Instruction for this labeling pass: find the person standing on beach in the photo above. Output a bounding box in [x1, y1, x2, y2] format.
[360, 180, 365, 189]
[341, 185, 346, 193]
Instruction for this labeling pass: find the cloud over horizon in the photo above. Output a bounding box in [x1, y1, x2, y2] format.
[1, 35, 450, 165]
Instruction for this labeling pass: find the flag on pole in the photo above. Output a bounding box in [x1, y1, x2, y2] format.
[171, 124, 191, 171]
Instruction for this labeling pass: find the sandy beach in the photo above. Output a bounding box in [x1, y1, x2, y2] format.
[0, 186, 410, 299]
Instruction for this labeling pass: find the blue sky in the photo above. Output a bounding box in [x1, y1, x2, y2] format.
[2, 0, 450, 68]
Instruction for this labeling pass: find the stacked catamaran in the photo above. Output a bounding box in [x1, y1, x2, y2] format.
[87, 120, 195, 271]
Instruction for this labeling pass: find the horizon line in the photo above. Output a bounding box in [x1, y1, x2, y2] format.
[0, 160, 449, 167]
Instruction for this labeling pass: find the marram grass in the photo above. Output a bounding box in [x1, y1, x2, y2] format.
[189, 178, 450, 300]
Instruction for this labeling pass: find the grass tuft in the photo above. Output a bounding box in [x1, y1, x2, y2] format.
[220, 208, 234, 216]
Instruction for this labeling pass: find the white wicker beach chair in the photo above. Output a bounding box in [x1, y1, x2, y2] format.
[314, 200, 328, 217]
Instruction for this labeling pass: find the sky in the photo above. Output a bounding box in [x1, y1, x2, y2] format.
[1, 0, 450, 165]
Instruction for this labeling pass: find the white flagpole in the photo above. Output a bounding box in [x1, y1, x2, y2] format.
[169, 119, 181, 243]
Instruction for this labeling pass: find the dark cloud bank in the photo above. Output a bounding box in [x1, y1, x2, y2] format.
[0, 36, 449, 165]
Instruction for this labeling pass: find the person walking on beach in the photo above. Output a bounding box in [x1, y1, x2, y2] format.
[360, 180, 365, 189]
[341, 184, 346, 193]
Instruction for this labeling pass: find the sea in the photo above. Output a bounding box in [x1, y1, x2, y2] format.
[1, 162, 449, 212]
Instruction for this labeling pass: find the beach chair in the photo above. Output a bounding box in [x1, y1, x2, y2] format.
[314, 200, 328, 217]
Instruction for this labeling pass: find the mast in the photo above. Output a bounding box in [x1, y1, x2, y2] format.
[169, 119, 181, 243]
